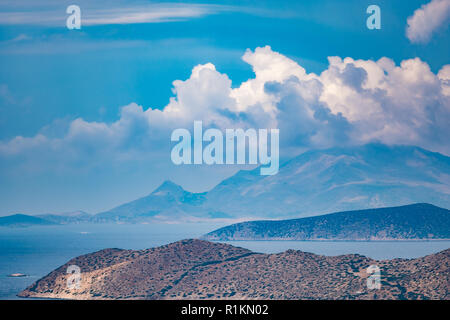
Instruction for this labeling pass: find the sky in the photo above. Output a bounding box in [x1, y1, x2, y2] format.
[0, 0, 449, 215]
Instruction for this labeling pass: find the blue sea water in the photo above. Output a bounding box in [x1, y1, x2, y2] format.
[1, 223, 449, 300]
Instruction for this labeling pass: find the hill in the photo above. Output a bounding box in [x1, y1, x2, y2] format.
[18, 239, 449, 300]
[37, 211, 92, 224]
[92, 180, 221, 222]
[0, 214, 56, 227]
[202, 203, 450, 240]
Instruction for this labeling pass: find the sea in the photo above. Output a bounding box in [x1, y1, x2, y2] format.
[1, 223, 449, 300]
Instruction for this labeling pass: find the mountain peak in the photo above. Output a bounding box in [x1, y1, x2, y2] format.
[203, 203, 450, 241]
[152, 180, 184, 194]
[95, 144, 450, 223]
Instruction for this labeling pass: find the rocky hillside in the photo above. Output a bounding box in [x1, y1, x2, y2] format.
[19, 239, 449, 300]
[202, 203, 450, 240]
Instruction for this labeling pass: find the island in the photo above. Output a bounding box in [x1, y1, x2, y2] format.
[19, 239, 449, 300]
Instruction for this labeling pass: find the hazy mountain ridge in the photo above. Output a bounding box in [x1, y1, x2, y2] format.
[19, 239, 450, 300]
[0, 214, 56, 227]
[37, 211, 92, 224]
[92, 180, 227, 222]
[202, 203, 450, 241]
[0, 211, 92, 227]
[2, 144, 450, 224]
[96, 144, 450, 222]
[202, 144, 450, 218]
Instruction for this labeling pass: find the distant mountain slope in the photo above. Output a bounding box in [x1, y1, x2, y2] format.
[203, 144, 450, 218]
[93, 144, 450, 222]
[0, 214, 56, 227]
[37, 211, 92, 224]
[93, 180, 227, 222]
[4, 144, 448, 225]
[202, 203, 450, 240]
[19, 239, 450, 300]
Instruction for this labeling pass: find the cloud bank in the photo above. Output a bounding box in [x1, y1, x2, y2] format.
[406, 0, 450, 43]
[0, 46, 449, 179]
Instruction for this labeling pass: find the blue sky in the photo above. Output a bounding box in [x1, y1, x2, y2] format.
[0, 0, 449, 215]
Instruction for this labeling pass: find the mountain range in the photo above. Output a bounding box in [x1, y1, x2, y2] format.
[2, 144, 450, 224]
[0, 214, 57, 227]
[36, 211, 92, 224]
[93, 143, 450, 222]
[18, 239, 450, 300]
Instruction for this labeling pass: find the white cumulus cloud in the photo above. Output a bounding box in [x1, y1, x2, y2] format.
[0, 46, 449, 177]
[406, 0, 450, 43]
